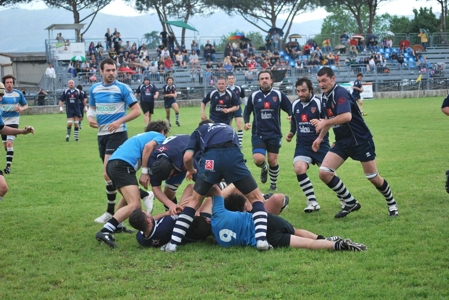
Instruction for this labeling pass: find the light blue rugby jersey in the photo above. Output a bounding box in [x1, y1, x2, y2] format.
[89, 80, 138, 136]
[109, 131, 166, 170]
[1, 89, 27, 125]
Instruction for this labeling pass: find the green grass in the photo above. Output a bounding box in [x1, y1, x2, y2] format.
[1, 97, 448, 299]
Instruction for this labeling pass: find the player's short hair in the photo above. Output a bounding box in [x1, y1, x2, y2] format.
[187, 216, 212, 241]
[224, 193, 246, 212]
[257, 70, 273, 81]
[357, 73, 364, 77]
[100, 58, 117, 71]
[76, 85, 83, 91]
[199, 119, 214, 126]
[2, 74, 15, 85]
[295, 77, 313, 92]
[151, 157, 174, 182]
[165, 76, 174, 83]
[317, 67, 335, 78]
[216, 76, 226, 82]
[129, 209, 150, 232]
[145, 120, 170, 135]
[226, 73, 235, 79]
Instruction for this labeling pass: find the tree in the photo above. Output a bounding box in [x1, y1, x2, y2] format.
[129, 0, 211, 45]
[388, 15, 412, 34]
[143, 31, 161, 49]
[42, 0, 113, 40]
[319, 0, 391, 34]
[410, 7, 440, 33]
[205, 0, 319, 43]
[0, 0, 33, 6]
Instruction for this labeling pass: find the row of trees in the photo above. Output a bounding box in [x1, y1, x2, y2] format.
[2, 0, 448, 46]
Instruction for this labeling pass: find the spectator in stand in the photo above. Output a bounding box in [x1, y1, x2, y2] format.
[141, 57, 150, 70]
[164, 56, 174, 71]
[176, 52, 187, 68]
[56, 32, 65, 43]
[210, 46, 217, 62]
[139, 45, 148, 60]
[203, 45, 212, 62]
[156, 43, 164, 58]
[104, 28, 112, 50]
[397, 52, 405, 68]
[272, 30, 281, 50]
[418, 30, 428, 51]
[334, 53, 341, 69]
[225, 42, 233, 57]
[265, 32, 273, 51]
[247, 57, 257, 70]
[189, 50, 199, 69]
[223, 56, 233, 72]
[113, 32, 122, 52]
[95, 42, 104, 53]
[322, 39, 332, 53]
[357, 39, 364, 53]
[129, 44, 138, 57]
[349, 44, 357, 57]
[161, 46, 170, 59]
[45, 62, 56, 89]
[123, 41, 131, 52]
[88, 42, 95, 56]
[160, 29, 168, 47]
[387, 37, 393, 49]
[381, 38, 388, 50]
[340, 31, 349, 45]
[181, 47, 189, 63]
[148, 62, 160, 81]
[168, 33, 175, 54]
[37, 88, 48, 106]
[191, 40, 200, 56]
[326, 52, 335, 65]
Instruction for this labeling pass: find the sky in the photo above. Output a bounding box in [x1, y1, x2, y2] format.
[18, 0, 441, 23]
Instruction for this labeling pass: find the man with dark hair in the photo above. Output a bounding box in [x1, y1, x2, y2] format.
[161, 120, 271, 252]
[352, 73, 366, 116]
[227, 73, 246, 147]
[147, 134, 193, 215]
[1, 75, 29, 174]
[88, 58, 142, 224]
[208, 185, 366, 251]
[135, 76, 159, 125]
[162, 76, 180, 127]
[95, 121, 170, 248]
[286, 77, 330, 213]
[201, 76, 239, 124]
[59, 80, 83, 142]
[244, 70, 292, 191]
[312, 67, 398, 218]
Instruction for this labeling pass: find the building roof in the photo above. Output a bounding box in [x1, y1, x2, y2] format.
[44, 24, 85, 31]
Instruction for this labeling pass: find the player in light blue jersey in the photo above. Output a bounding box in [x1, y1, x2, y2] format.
[95, 120, 170, 248]
[0, 82, 34, 200]
[1, 75, 28, 174]
[87, 58, 142, 224]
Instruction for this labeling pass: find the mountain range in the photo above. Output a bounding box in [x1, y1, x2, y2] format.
[0, 8, 323, 53]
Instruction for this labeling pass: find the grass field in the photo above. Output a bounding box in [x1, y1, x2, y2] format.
[1, 96, 448, 299]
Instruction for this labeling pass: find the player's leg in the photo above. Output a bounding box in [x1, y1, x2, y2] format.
[235, 175, 270, 251]
[96, 160, 140, 247]
[361, 159, 398, 217]
[319, 149, 360, 218]
[172, 102, 180, 126]
[234, 106, 243, 147]
[294, 155, 320, 212]
[161, 178, 211, 252]
[65, 117, 73, 142]
[251, 135, 268, 184]
[357, 98, 364, 115]
[165, 100, 171, 125]
[267, 152, 280, 191]
[0, 170, 8, 200]
[141, 102, 150, 125]
[4, 129, 16, 174]
[73, 116, 80, 142]
[149, 101, 154, 124]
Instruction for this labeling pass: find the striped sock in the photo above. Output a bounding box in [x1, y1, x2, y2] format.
[297, 173, 316, 203]
[6, 147, 13, 169]
[269, 164, 280, 186]
[237, 130, 243, 147]
[74, 121, 79, 141]
[251, 201, 267, 242]
[170, 206, 195, 245]
[101, 217, 119, 233]
[105, 180, 117, 215]
[376, 179, 397, 207]
[327, 175, 356, 206]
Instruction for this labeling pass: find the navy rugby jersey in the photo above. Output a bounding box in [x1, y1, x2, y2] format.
[290, 94, 329, 146]
[186, 123, 239, 153]
[352, 79, 362, 98]
[136, 84, 158, 102]
[162, 84, 176, 101]
[244, 89, 292, 138]
[227, 85, 246, 104]
[202, 89, 239, 124]
[322, 84, 372, 147]
[60, 88, 82, 110]
[148, 134, 190, 187]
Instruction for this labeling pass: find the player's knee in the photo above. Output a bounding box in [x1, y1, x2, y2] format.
[319, 166, 334, 180]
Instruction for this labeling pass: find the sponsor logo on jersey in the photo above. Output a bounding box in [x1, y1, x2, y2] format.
[205, 160, 214, 171]
[263, 102, 270, 109]
[301, 114, 308, 122]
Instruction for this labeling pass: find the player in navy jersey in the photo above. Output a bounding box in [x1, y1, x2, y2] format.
[135, 77, 159, 125]
[87, 58, 142, 224]
[1, 75, 28, 174]
[201, 76, 239, 124]
[312, 67, 398, 218]
[352, 73, 367, 116]
[161, 120, 271, 252]
[0, 82, 34, 200]
[76, 85, 88, 130]
[441, 94, 449, 193]
[95, 120, 170, 248]
[227, 73, 246, 147]
[205, 186, 366, 251]
[147, 134, 193, 214]
[162, 76, 180, 127]
[59, 79, 83, 142]
[244, 70, 292, 191]
[286, 77, 330, 213]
